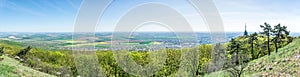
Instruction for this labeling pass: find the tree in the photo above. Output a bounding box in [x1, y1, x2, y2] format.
[207, 43, 226, 73]
[0, 47, 4, 56]
[0, 47, 4, 61]
[227, 39, 243, 65]
[260, 22, 272, 55]
[196, 44, 212, 75]
[16, 46, 32, 58]
[248, 33, 258, 59]
[272, 24, 290, 53]
[226, 53, 249, 77]
[226, 39, 248, 77]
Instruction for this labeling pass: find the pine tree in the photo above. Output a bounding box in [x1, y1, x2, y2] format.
[226, 39, 248, 77]
[260, 22, 272, 55]
[248, 33, 258, 59]
[228, 39, 243, 65]
[272, 24, 290, 53]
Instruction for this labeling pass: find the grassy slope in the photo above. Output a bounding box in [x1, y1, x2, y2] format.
[245, 38, 300, 76]
[206, 38, 300, 77]
[0, 55, 55, 77]
[0, 40, 55, 77]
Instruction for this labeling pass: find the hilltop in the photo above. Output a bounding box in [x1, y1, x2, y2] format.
[206, 38, 300, 76]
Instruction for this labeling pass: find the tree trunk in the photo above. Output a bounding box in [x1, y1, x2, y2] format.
[267, 35, 270, 55]
[275, 33, 280, 53]
[238, 71, 242, 77]
[251, 42, 254, 60]
[256, 50, 262, 59]
[275, 39, 278, 53]
[236, 46, 239, 65]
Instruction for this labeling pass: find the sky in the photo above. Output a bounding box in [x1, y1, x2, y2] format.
[0, 0, 300, 32]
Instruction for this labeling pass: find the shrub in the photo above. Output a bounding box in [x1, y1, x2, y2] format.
[16, 46, 32, 58]
[0, 47, 4, 56]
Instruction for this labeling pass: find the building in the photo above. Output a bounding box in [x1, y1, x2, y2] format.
[244, 23, 248, 36]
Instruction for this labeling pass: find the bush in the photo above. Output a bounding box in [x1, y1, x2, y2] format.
[16, 46, 32, 58]
[0, 47, 4, 56]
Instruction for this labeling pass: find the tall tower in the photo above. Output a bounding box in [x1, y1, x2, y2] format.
[244, 23, 248, 36]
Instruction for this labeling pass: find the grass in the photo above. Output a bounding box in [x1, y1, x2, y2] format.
[0, 55, 55, 77]
[0, 63, 16, 77]
[244, 38, 300, 76]
[205, 38, 300, 76]
[203, 71, 231, 77]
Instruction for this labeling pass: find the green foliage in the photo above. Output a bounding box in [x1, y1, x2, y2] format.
[0, 64, 15, 76]
[27, 49, 76, 76]
[0, 40, 217, 76]
[0, 47, 4, 56]
[248, 32, 258, 60]
[75, 54, 101, 77]
[207, 43, 226, 73]
[221, 22, 293, 76]
[0, 55, 54, 77]
[226, 31, 291, 62]
[225, 38, 249, 77]
[244, 38, 300, 76]
[197, 44, 212, 75]
[0, 34, 293, 77]
[0, 22, 295, 76]
[260, 22, 273, 55]
[0, 40, 23, 47]
[16, 46, 32, 58]
[272, 24, 290, 53]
